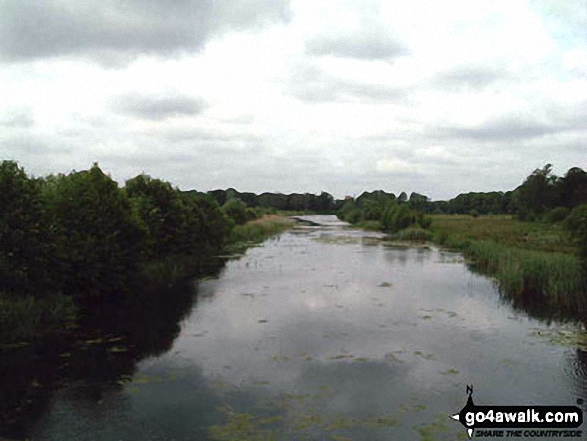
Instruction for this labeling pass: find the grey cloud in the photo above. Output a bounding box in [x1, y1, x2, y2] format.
[0, 0, 291, 63]
[432, 65, 511, 91]
[287, 64, 411, 103]
[0, 134, 72, 157]
[112, 94, 207, 120]
[0, 111, 34, 128]
[433, 116, 574, 141]
[306, 29, 409, 60]
[162, 128, 264, 143]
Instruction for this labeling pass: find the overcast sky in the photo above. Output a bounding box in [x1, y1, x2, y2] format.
[1, 0, 586, 200]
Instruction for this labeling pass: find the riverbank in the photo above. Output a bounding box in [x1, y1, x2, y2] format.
[429, 215, 585, 318]
[0, 215, 296, 347]
[345, 213, 586, 318]
[224, 215, 296, 255]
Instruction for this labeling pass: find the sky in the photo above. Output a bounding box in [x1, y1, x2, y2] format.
[0, 0, 586, 200]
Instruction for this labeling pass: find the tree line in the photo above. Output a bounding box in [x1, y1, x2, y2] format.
[0, 161, 232, 305]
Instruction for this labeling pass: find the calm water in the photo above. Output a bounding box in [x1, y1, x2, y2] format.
[2, 216, 586, 440]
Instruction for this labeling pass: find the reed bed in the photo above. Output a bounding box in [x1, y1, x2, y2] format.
[430, 215, 586, 317]
[0, 293, 76, 344]
[225, 216, 295, 254]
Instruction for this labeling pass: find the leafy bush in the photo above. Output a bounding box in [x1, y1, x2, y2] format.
[419, 216, 432, 229]
[565, 204, 587, 271]
[44, 165, 144, 298]
[546, 206, 570, 224]
[0, 161, 50, 295]
[382, 203, 416, 233]
[222, 198, 248, 225]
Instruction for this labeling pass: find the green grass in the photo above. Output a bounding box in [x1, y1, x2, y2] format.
[388, 227, 433, 242]
[430, 215, 586, 317]
[354, 220, 383, 231]
[429, 214, 577, 254]
[0, 293, 77, 345]
[225, 215, 295, 254]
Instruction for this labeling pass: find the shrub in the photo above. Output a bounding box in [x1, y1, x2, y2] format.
[222, 198, 248, 225]
[44, 164, 144, 298]
[546, 206, 570, 223]
[419, 216, 432, 229]
[565, 204, 587, 271]
[0, 161, 50, 295]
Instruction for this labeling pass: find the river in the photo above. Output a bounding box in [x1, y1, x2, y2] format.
[2, 215, 586, 440]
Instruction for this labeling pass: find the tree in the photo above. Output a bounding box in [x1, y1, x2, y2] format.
[0, 161, 50, 295]
[559, 167, 587, 209]
[45, 164, 144, 298]
[222, 198, 248, 225]
[514, 164, 560, 219]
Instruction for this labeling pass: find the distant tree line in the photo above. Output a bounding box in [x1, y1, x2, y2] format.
[0, 161, 232, 304]
[206, 188, 340, 213]
[423, 165, 587, 218]
[336, 190, 432, 233]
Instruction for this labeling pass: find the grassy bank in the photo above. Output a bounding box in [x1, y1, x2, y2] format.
[0, 294, 77, 346]
[430, 215, 586, 318]
[225, 215, 295, 254]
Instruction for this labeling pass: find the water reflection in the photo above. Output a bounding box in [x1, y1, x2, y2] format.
[0, 259, 225, 439]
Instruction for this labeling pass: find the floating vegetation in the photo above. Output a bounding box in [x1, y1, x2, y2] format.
[529, 326, 587, 350]
[131, 373, 163, 385]
[208, 409, 282, 441]
[440, 368, 459, 375]
[499, 358, 517, 368]
[328, 354, 355, 360]
[209, 401, 402, 441]
[377, 281, 392, 287]
[413, 413, 465, 441]
[413, 351, 435, 360]
[311, 235, 362, 245]
[384, 352, 405, 363]
[107, 345, 129, 353]
[419, 308, 459, 320]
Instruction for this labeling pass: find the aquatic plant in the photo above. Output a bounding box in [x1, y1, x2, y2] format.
[225, 216, 294, 254]
[0, 293, 76, 344]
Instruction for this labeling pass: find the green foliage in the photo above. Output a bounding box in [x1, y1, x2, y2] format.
[0, 293, 76, 344]
[545, 206, 570, 224]
[389, 227, 432, 242]
[125, 175, 232, 261]
[465, 240, 585, 314]
[514, 164, 560, 219]
[565, 204, 587, 271]
[222, 198, 248, 225]
[354, 220, 383, 231]
[43, 164, 145, 298]
[382, 202, 416, 233]
[430, 214, 586, 316]
[226, 216, 294, 254]
[419, 216, 432, 229]
[0, 161, 50, 295]
[469, 209, 479, 218]
[245, 208, 258, 221]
